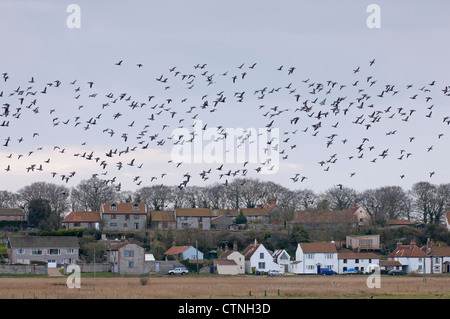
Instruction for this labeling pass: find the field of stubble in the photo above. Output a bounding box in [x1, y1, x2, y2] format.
[0, 274, 449, 299]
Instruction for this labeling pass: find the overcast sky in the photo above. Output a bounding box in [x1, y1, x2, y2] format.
[0, 1, 449, 194]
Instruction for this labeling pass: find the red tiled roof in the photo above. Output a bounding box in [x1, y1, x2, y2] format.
[102, 202, 146, 214]
[150, 210, 175, 222]
[164, 246, 191, 255]
[242, 243, 261, 260]
[62, 211, 100, 223]
[299, 242, 337, 254]
[379, 260, 402, 267]
[214, 259, 237, 266]
[388, 242, 427, 258]
[175, 208, 212, 217]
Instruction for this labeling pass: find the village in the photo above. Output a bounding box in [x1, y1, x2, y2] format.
[1, 200, 450, 278]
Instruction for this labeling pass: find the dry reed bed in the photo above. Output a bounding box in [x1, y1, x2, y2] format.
[0, 275, 448, 299]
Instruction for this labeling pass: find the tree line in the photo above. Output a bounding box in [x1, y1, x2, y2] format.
[0, 177, 449, 231]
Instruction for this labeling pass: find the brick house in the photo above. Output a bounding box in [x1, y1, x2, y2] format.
[7, 236, 79, 268]
[100, 202, 147, 231]
[149, 210, 176, 230]
[174, 208, 212, 230]
[0, 208, 25, 221]
[61, 211, 101, 229]
[107, 239, 145, 274]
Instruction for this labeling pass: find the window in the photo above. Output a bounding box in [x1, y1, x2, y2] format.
[343, 259, 347, 264]
[260, 253, 264, 259]
[134, 223, 139, 230]
[134, 214, 139, 219]
[110, 222, 117, 227]
[343, 267, 348, 271]
[74, 222, 80, 227]
[110, 204, 117, 211]
[67, 249, 74, 254]
[125, 214, 130, 220]
[31, 249, 42, 255]
[111, 214, 116, 219]
[132, 204, 140, 211]
[355, 259, 359, 263]
[123, 223, 128, 228]
[325, 254, 333, 259]
[435, 257, 440, 263]
[124, 250, 134, 257]
[305, 253, 314, 259]
[129, 261, 134, 268]
[47, 249, 60, 255]
[258, 262, 265, 269]
[17, 248, 25, 254]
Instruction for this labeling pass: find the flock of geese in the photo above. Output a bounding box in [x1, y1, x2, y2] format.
[1, 58, 449, 191]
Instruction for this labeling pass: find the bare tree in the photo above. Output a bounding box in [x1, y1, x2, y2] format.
[322, 185, 359, 210]
[136, 184, 174, 211]
[18, 182, 70, 225]
[410, 182, 450, 224]
[0, 190, 20, 208]
[293, 189, 317, 211]
[71, 177, 118, 212]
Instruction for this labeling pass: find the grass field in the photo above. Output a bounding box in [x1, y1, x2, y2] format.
[0, 274, 449, 299]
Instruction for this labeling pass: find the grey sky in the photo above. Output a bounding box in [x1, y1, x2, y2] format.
[0, 1, 449, 193]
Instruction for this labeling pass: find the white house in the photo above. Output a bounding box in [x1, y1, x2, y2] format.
[163, 245, 204, 261]
[292, 242, 338, 274]
[242, 240, 284, 274]
[215, 243, 245, 275]
[273, 249, 291, 273]
[337, 252, 380, 274]
[387, 240, 430, 274]
[422, 238, 450, 274]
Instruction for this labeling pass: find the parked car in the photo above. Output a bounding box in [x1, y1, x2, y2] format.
[267, 270, 283, 277]
[168, 267, 189, 275]
[388, 269, 407, 275]
[320, 268, 337, 275]
[343, 268, 359, 274]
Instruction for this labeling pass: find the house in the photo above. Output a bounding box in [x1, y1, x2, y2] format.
[443, 211, 450, 231]
[263, 198, 282, 222]
[164, 245, 204, 261]
[272, 249, 291, 273]
[0, 208, 25, 221]
[174, 208, 212, 230]
[215, 242, 245, 275]
[240, 208, 270, 224]
[290, 206, 369, 229]
[100, 202, 147, 231]
[7, 236, 79, 268]
[149, 210, 176, 230]
[61, 211, 100, 230]
[422, 238, 450, 273]
[345, 235, 381, 252]
[107, 238, 145, 275]
[291, 242, 338, 274]
[242, 240, 284, 274]
[387, 240, 430, 274]
[379, 260, 403, 272]
[386, 219, 414, 228]
[337, 252, 380, 274]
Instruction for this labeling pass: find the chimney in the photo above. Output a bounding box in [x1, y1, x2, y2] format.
[410, 240, 416, 246]
[121, 235, 126, 242]
[396, 240, 402, 247]
[254, 239, 257, 246]
[233, 241, 238, 251]
[128, 238, 134, 244]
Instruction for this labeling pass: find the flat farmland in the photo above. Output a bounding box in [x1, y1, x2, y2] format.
[0, 275, 449, 299]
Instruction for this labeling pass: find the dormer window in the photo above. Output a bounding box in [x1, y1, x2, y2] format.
[132, 204, 140, 211]
[110, 204, 117, 211]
